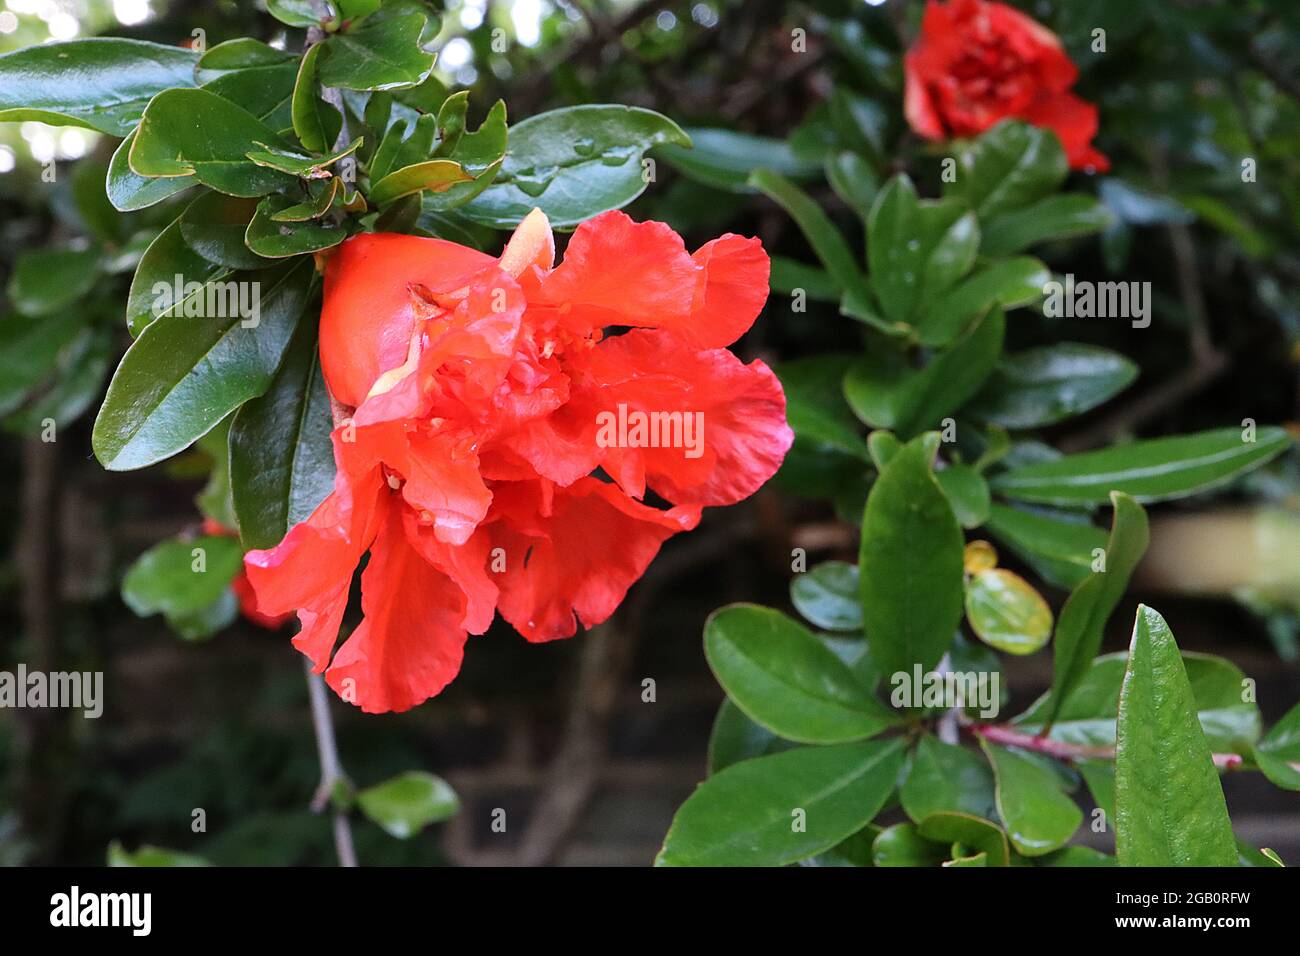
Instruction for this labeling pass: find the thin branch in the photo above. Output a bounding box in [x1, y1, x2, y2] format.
[304, 658, 358, 867]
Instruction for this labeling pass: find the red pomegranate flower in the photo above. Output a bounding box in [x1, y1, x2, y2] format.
[200, 518, 294, 630]
[243, 210, 793, 713]
[904, 0, 1109, 171]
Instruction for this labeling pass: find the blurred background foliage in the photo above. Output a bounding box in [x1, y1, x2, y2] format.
[1, 0, 1298, 865]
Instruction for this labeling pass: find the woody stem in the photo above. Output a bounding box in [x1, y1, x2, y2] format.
[966, 721, 1257, 771]
[304, 658, 358, 867]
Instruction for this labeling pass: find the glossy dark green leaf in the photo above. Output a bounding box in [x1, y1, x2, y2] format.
[272, 179, 341, 221]
[107, 129, 196, 212]
[800, 824, 880, 867]
[872, 823, 948, 867]
[914, 256, 1049, 347]
[868, 175, 979, 324]
[859, 434, 965, 676]
[900, 736, 997, 823]
[422, 100, 509, 212]
[704, 604, 896, 744]
[936, 463, 991, 528]
[246, 139, 361, 178]
[125, 211, 230, 337]
[944, 120, 1068, 220]
[245, 195, 347, 257]
[4, 326, 111, 433]
[980, 740, 1081, 856]
[1252, 702, 1300, 791]
[777, 355, 869, 459]
[93, 260, 313, 471]
[791, 561, 861, 632]
[292, 44, 340, 154]
[966, 568, 1053, 655]
[230, 316, 334, 551]
[201, 60, 299, 131]
[706, 698, 782, 775]
[992, 427, 1291, 506]
[749, 170, 875, 322]
[356, 771, 459, 838]
[7, 247, 100, 317]
[319, 12, 435, 92]
[130, 89, 295, 197]
[970, 344, 1136, 430]
[985, 503, 1107, 590]
[0, 310, 88, 418]
[267, 0, 320, 27]
[656, 128, 819, 193]
[370, 159, 473, 206]
[825, 150, 878, 217]
[656, 739, 905, 867]
[1040, 492, 1148, 727]
[180, 192, 274, 270]
[844, 308, 1004, 438]
[122, 534, 242, 619]
[1114, 605, 1237, 866]
[0, 38, 198, 135]
[462, 105, 689, 228]
[981, 193, 1113, 255]
[1037, 846, 1115, 867]
[916, 811, 1010, 867]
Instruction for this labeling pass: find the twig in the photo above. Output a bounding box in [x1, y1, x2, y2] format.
[304, 658, 358, 867]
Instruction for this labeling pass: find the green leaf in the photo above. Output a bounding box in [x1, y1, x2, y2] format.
[421, 100, 509, 213]
[991, 427, 1292, 506]
[245, 195, 347, 257]
[108, 842, 211, 867]
[707, 699, 781, 775]
[844, 307, 1004, 438]
[914, 256, 1049, 347]
[0, 310, 88, 418]
[778, 355, 869, 460]
[4, 326, 111, 434]
[800, 825, 880, 867]
[945, 120, 1068, 219]
[7, 247, 101, 317]
[1037, 846, 1115, 867]
[0, 38, 198, 136]
[1256, 702, 1300, 790]
[965, 568, 1054, 655]
[970, 344, 1136, 430]
[461, 105, 689, 229]
[916, 811, 1010, 866]
[267, 0, 321, 27]
[703, 604, 896, 744]
[868, 176, 979, 324]
[201, 58, 299, 131]
[1114, 605, 1237, 866]
[107, 130, 196, 212]
[93, 260, 313, 471]
[292, 44, 340, 154]
[655, 128, 819, 193]
[125, 210, 230, 337]
[319, 12, 435, 91]
[180, 192, 275, 271]
[1041, 492, 1148, 727]
[272, 179, 341, 221]
[230, 318, 334, 550]
[936, 463, 990, 528]
[825, 150, 879, 217]
[985, 503, 1107, 590]
[981, 193, 1113, 255]
[1017, 651, 1259, 754]
[245, 139, 361, 179]
[751, 169, 877, 325]
[122, 534, 243, 620]
[370, 159, 473, 206]
[980, 741, 1081, 856]
[872, 823, 948, 867]
[900, 736, 997, 823]
[859, 434, 965, 676]
[791, 561, 861, 632]
[769, 257, 838, 301]
[356, 771, 459, 839]
[131, 89, 296, 197]
[656, 740, 905, 867]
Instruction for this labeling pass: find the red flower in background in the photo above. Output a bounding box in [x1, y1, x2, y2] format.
[200, 518, 294, 630]
[243, 210, 793, 713]
[904, 0, 1109, 171]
